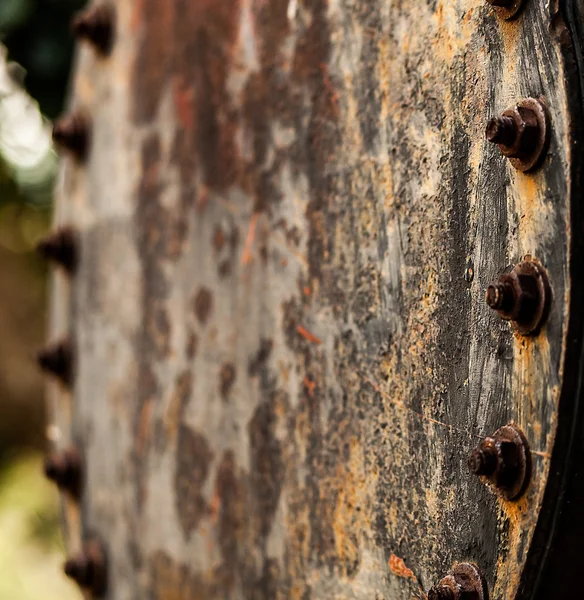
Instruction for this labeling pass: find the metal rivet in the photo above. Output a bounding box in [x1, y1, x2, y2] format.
[52, 111, 90, 161]
[485, 98, 549, 172]
[64, 539, 107, 597]
[44, 446, 83, 498]
[36, 226, 78, 274]
[485, 256, 551, 335]
[72, 5, 115, 55]
[468, 423, 531, 500]
[37, 337, 75, 387]
[428, 563, 488, 600]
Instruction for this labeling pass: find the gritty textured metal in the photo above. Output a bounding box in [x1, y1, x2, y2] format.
[46, 0, 584, 599]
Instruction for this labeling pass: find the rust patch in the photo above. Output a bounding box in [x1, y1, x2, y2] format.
[132, 0, 174, 123]
[164, 370, 193, 441]
[174, 425, 213, 539]
[150, 551, 211, 600]
[214, 450, 245, 590]
[193, 287, 213, 325]
[133, 0, 242, 189]
[172, 75, 195, 132]
[219, 363, 236, 401]
[248, 396, 285, 541]
[213, 225, 226, 253]
[303, 376, 316, 399]
[136, 398, 154, 458]
[388, 554, 416, 580]
[248, 339, 274, 376]
[218, 259, 232, 278]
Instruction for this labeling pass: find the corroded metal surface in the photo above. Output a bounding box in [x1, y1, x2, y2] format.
[47, 0, 584, 598]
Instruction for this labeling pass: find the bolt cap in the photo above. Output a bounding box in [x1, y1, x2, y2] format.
[72, 5, 115, 55]
[485, 257, 551, 335]
[485, 99, 549, 172]
[64, 540, 107, 597]
[468, 424, 531, 500]
[37, 337, 75, 387]
[52, 111, 90, 161]
[36, 226, 78, 273]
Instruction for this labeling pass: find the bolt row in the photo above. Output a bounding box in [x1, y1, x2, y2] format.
[428, 5, 553, 596]
[37, 3, 115, 597]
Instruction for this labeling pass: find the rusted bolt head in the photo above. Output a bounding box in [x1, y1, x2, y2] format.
[485, 98, 549, 172]
[64, 539, 107, 597]
[37, 337, 75, 387]
[44, 446, 83, 497]
[485, 256, 551, 335]
[36, 226, 78, 274]
[468, 424, 531, 500]
[428, 564, 487, 600]
[52, 111, 90, 161]
[72, 5, 115, 55]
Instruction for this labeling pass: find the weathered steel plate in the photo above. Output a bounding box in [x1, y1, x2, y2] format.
[47, 0, 584, 598]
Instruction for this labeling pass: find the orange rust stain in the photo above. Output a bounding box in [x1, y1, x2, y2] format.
[516, 174, 540, 216]
[208, 491, 221, 523]
[196, 186, 209, 213]
[388, 554, 416, 579]
[241, 213, 259, 265]
[296, 325, 322, 345]
[172, 76, 195, 131]
[303, 376, 316, 398]
[320, 63, 340, 119]
[303, 286, 311, 296]
[130, 0, 144, 32]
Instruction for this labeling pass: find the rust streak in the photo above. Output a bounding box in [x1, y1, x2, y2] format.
[296, 325, 322, 345]
[303, 376, 316, 398]
[388, 554, 416, 579]
[241, 213, 259, 265]
[388, 553, 426, 597]
[136, 398, 154, 456]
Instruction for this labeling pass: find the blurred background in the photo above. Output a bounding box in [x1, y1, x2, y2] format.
[0, 1, 86, 598]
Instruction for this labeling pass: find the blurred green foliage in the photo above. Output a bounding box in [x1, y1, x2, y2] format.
[1, 0, 86, 119]
[0, 5, 86, 599]
[0, 453, 79, 599]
